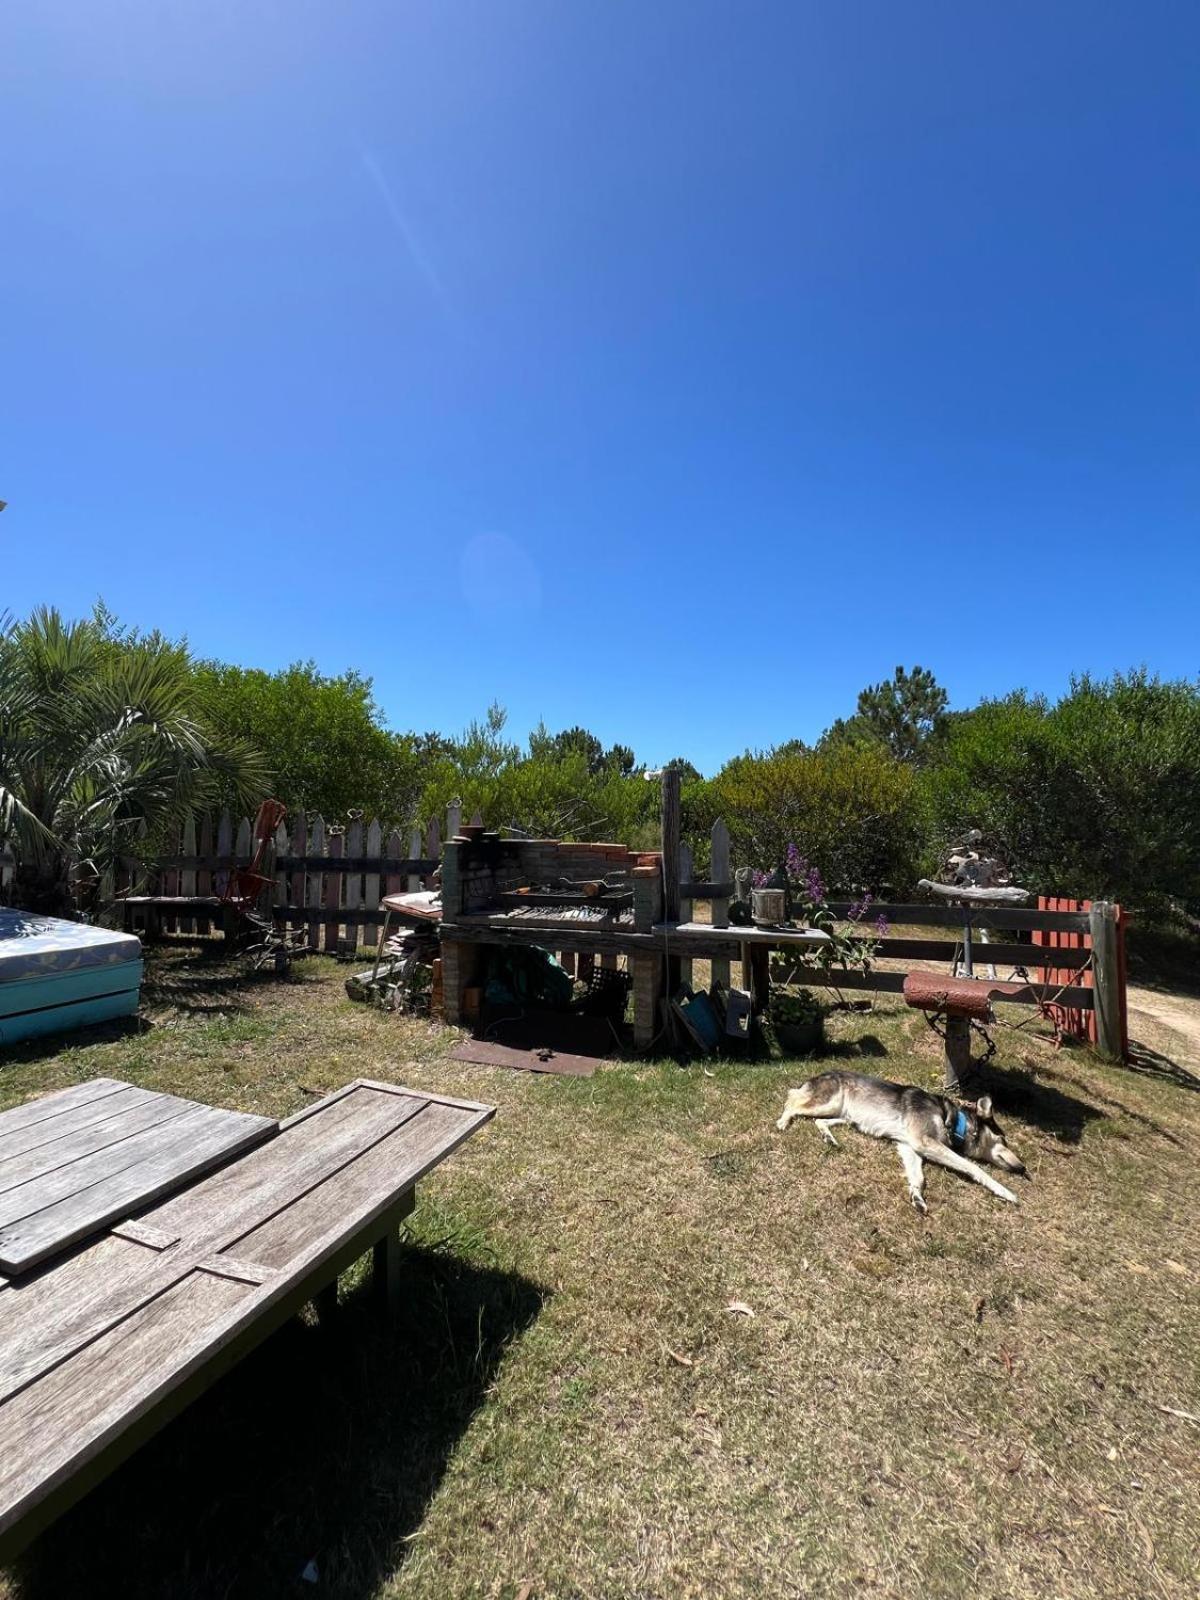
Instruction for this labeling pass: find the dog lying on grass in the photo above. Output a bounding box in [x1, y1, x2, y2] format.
[776, 1070, 1027, 1210]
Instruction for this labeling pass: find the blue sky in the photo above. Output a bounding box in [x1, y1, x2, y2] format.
[2, 2, 1197, 774]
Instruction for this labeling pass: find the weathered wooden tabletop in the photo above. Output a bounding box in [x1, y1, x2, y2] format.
[0, 1079, 494, 1558]
[0, 1079, 277, 1275]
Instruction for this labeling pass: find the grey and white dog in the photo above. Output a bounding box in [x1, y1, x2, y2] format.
[776, 1070, 1027, 1210]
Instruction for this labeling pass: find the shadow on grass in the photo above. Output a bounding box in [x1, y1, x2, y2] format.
[1124, 1039, 1200, 1094]
[0, 1012, 148, 1067]
[821, 1034, 889, 1060]
[140, 944, 276, 1018]
[10, 1248, 546, 1600]
[959, 1058, 1108, 1145]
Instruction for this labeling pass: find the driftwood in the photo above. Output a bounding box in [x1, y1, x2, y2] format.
[918, 879, 1031, 906]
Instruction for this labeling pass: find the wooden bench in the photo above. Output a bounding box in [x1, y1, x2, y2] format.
[0, 1079, 494, 1562]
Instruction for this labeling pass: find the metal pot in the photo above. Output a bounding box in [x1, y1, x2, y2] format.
[751, 887, 788, 926]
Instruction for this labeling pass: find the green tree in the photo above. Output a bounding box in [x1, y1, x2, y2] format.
[921, 672, 1200, 910]
[824, 665, 949, 765]
[192, 659, 425, 823]
[0, 608, 268, 914]
[527, 724, 637, 776]
[705, 741, 920, 891]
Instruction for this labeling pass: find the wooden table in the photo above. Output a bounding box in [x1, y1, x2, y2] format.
[0, 1080, 277, 1276]
[0, 1079, 495, 1561]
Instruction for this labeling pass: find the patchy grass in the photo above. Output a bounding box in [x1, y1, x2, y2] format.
[2, 945, 1199, 1599]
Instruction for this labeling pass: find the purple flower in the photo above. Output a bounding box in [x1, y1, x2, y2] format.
[805, 866, 825, 904]
[785, 842, 807, 879]
[846, 890, 874, 922]
[752, 869, 769, 887]
[875, 914, 890, 937]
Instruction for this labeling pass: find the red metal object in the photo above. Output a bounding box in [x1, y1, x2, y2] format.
[903, 972, 994, 1020]
[221, 800, 287, 912]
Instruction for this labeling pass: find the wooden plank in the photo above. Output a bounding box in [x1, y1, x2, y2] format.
[364, 819, 382, 948]
[678, 842, 693, 989]
[234, 814, 253, 867]
[215, 811, 233, 899]
[660, 771, 681, 922]
[323, 830, 343, 952]
[446, 800, 461, 841]
[0, 1083, 495, 1554]
[406, 827, 422, 893]
[0, 1080, 129, 1149]
[273, 856, 440, 875]
[824, 902, 1091, 933]
[289, 812, 307, 926]
[147, 1085, 425, 1249]
[111, 1220, 180, 1251]
[344, 817, 364, 955]
[272, 818, 289, 913]
[229, 1100, 465, 1269]
[0, 1091, 423, 1401]
[0, 1094, 198, 1194]
[709, 818, 731, 991]
[0, 1269, 255, 1535]
[160, 823, 180, 900]
[0, 1104, 276, 1275]
[1090, 901, 1122, 1060]
[197, 813, 214, 932]
[870, 937, 1088, 969]
[196, 1255, 276, 1287]
[305, 815, 325, 951]
[179, 815, 198, 935]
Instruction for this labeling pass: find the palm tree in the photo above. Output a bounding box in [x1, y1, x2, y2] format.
[0, 608, 269, 916]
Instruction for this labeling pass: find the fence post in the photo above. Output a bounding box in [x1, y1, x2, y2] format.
[1089, 901, 1122, 1061]
[678, 841, 693, 989]
[710, 818, 731, 991]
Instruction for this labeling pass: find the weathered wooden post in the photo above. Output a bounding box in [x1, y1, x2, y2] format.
[660, 769, 681, 923]
[710, 818, 731, 991]
[660, 768, 682, 1005]
[1089, 900, 1122, 1061]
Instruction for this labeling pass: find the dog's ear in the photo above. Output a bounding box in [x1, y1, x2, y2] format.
[975, 1095, 993, 1120]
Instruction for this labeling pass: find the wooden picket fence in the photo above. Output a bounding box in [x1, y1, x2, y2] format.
[119, 804, 473, 956]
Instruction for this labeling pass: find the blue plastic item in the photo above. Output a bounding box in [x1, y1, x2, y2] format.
[0, 909, 142, 1046]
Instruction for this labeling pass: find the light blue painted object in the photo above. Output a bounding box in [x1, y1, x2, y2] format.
[0, 909, 142, 1047]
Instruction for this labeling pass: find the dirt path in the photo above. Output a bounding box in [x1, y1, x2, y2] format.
[1127, 983, 1200, 1070]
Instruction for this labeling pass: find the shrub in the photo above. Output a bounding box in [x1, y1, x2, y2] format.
[702, 743, 921, 892]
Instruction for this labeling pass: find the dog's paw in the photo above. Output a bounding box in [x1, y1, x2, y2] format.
[909, 1191, 928, 1214]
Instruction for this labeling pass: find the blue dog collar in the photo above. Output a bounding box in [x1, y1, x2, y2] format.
[950, 1108, 969, 1148]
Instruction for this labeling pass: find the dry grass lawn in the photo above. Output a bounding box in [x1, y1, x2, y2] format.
[1, 946, 1198, 1599]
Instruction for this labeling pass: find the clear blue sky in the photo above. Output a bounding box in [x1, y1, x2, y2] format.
[3, 2, 1197, 774]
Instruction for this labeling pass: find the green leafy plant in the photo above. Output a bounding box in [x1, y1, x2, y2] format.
[0, 608, 268, 915]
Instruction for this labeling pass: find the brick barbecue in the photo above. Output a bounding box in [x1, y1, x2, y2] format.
[439, 832, 665, 1045]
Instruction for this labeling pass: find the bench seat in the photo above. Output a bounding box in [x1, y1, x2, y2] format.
[0, 1079, 494, 1561]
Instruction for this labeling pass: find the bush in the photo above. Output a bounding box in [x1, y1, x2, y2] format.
[920, 673, 1200, 912]
[191, 660, 428, 825]
[702, 743, 921, 891]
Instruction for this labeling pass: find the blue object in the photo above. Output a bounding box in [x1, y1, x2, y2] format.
[950, 1108, 970, 1149]
[0, 910, 142, 1047]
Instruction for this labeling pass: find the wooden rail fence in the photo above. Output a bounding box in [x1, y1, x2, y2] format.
[673, 822, 1129, 1061]
[114, 806, 1129, 1060]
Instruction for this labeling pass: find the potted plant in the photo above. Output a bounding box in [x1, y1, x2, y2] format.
[771, 986, 824, 1054]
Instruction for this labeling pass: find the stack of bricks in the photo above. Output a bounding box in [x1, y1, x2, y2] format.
[438, 936, 478, 1027]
